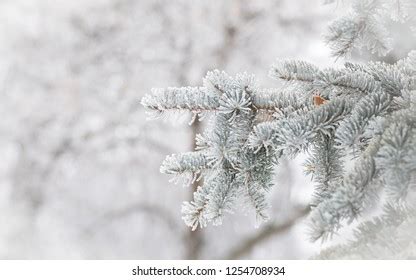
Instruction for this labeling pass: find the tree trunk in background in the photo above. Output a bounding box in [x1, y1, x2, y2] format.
[186, 119, 203, 259]
[185, 0, 240, 259]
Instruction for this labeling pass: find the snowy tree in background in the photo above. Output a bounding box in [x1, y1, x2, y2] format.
[143, 0, 416, 257]
[1, 0, 332, 259]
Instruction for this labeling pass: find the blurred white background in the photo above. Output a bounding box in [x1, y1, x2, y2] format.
[0, 0, 342, 259]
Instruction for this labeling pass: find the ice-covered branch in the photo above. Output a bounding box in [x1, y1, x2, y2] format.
[144, 44, 416, 245]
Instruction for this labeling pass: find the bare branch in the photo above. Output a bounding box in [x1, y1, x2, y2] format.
[224, 206, 310, 259]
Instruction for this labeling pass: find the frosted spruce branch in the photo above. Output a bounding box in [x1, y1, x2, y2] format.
[316, 204, 416, 259]
[143, 51, 416, 241]
[324, 0, 388, 57]
[324, 0, 416, 58]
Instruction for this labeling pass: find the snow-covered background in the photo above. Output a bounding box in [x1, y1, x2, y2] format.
[0, 0, 345, 259]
